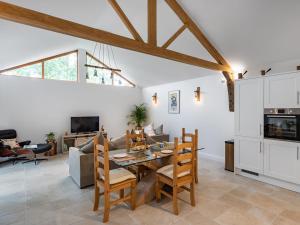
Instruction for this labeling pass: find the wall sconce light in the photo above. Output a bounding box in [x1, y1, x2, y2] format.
[261, 68, 271, 76]
[152, 92, 158, 104]
[194, 87, 200, 102]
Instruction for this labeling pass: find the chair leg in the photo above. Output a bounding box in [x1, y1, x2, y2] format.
[173, 186, 179, 215]
[155, 176, 161, 202]
[103, 192, 110, 223]
[195, 158, 199, 184]
[131, 181, 136, 210]
[190, 182, 195, 207]
[93, 185, 100, 211]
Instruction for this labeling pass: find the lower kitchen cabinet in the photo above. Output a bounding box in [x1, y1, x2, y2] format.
[235, 137, 263, 173]
[264, 139, 300, 185]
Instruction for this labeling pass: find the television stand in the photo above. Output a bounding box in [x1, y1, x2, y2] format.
[62, 132, 98, 153]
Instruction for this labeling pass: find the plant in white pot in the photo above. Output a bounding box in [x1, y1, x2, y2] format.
[127, 103, 148, 130]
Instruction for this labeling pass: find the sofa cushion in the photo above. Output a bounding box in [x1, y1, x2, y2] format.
[144, 123, 155, 136]
[110, 135, 126, 150]
[157, 164, 190, 179]
[79, 132, 117, 153]
[98, 167, 135, 184]
[1, 138, 19, 149]
[80, 140, 94, 154]
[154, 124, 163, 135]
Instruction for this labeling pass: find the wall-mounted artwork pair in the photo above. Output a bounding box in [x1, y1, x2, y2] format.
[168, 90, 180, 114]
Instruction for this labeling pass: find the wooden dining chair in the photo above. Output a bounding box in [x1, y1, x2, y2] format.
[93, 135, 137, 223]
[182, 128, 199, 183]
[155, 136, 196, 215]
[125, 130, 146, 149]
[125, 130, 148, 181]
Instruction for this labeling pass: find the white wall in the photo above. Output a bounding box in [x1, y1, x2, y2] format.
[0, 75, 142, 152]
[143, 74, 234, 161]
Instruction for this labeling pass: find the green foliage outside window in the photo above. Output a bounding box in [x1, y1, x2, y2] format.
[44, 52, 77, 81]
[2, 63, 42, 78]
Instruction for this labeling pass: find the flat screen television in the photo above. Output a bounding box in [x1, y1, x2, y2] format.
[71, 116, 99, 133]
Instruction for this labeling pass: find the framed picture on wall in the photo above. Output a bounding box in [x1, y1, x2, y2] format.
[168, 90, 180, 114]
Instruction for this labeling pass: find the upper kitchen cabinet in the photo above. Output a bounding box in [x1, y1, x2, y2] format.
[235, 78, 264, 138]
[264, 72, 300, 108]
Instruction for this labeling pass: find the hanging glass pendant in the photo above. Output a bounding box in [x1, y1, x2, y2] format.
[118, 79, 122, 85]
[110, 72, 114, 80]
[101, 76, 105, 84]
[86, 71, 90, 79]
[94, 69, 98, 77]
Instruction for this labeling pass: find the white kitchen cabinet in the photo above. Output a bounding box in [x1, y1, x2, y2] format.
[264, 139, 300, 184]
[235, 78, 263, 138]
[264, 72, 300, 108]
[235, 137, 264, 173]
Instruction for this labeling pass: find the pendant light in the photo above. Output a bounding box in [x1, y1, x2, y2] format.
[94, 69, 98, 77]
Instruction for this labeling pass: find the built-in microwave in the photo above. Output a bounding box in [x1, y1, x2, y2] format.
[264, 108, 300, 141]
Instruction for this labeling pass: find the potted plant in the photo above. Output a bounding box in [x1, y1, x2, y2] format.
[127, 103, 148, 130]
[45, 132, 56, 143]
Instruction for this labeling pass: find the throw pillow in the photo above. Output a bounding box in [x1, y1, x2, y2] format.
[76, 137, 93, 149]
[144, 123, 156, 136]
[2, 138, 19, 149]
[80, 139, 94, 154]
[79, 132, 115, 153]
[154, 124, 163, 135]
[110, 135, 126, 150]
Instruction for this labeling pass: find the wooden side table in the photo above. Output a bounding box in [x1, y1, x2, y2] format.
[44, 141, 57, 156]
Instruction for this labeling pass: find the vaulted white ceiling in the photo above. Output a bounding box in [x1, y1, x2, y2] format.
[1, 0, 300, 87]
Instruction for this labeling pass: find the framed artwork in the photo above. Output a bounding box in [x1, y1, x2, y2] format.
[168, 90, 180, 114]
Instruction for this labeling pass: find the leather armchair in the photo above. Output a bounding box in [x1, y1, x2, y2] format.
[0, 129, 31, 160]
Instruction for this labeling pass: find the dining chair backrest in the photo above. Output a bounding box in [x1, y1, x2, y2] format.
[126, 130, 145, 150]
[173, 136, 195, 183]
[182, 128, 198, 150]
[94, 135, 110, 188]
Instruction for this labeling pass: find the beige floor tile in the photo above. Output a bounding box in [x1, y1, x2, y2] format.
[183, 211, 221, 225]
[272, 216, 300, 225]
[247, 207, 278, 225]
[193, 199, 232, 220]
[280, 210, 300, 224]
[215, 208, 264, 225]
[245, 193, 286, 215]
[1, 155, 300, 225]
[218, 193, 253, 211]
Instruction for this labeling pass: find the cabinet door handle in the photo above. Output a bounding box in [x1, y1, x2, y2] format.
[297, 147, 299, 160]
[260, 125, 261, 136]
[297, 91, 300, 105]
[260, 124, 263, 136]
[260, 142, 262, 153]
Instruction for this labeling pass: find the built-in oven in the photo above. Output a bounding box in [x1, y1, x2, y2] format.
[264, 108, 300, 141]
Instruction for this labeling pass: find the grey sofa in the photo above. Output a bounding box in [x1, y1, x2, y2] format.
[68, 134, 169, 188]
[69, 147, 94, 188]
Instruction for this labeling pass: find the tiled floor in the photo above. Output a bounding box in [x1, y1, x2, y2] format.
[1, 155, 300, 225]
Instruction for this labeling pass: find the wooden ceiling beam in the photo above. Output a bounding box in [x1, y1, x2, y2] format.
[165, 0, 234, 112]
[0, 1, 231, 72]
[161, 24, 186, 49]
[107, 0, 143, 42]
[165, 0, 230, 67]
[148, 0, 157, 46]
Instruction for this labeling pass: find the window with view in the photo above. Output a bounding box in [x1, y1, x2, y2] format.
[1, 63, 42, 78]
[44, 52, 77, 81]
[86, 54, 134, 87]
[0, 51, 78, 82]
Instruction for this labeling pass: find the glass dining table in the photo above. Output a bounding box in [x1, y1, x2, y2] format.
[108, 144, 205, 206]
[109, 145, 205, 167]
